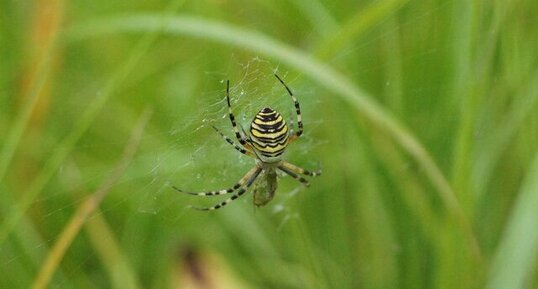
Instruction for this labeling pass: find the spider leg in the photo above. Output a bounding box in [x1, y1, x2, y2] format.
[225, 80, 249, 146]
[173, 166, 259, 196]
[239, 124, 266, 160]
[193, 167, 263, 211]
[278, 165, 310, 187]
[212, 125, 254, 157]
[274, 74, 303, 143]
[281, 161, 322, 177]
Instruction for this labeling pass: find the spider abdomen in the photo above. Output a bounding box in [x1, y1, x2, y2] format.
[249, 107, 289, 161]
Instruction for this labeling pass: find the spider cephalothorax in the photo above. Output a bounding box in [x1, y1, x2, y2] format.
[173, 74, 321, 210]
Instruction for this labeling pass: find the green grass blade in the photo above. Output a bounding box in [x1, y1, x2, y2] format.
[291, 0, 339, 38]
[486, 152, 538, 289]
[0, 46, 55, 181]
[451, 0, 511, 206]
[314, 0, 410, 58]
[474, 72, 538, 195]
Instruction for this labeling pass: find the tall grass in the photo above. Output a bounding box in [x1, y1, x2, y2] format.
[1, 0, 537, 288]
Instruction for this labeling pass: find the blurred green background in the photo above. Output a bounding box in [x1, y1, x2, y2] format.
[2, 0, 538, 288]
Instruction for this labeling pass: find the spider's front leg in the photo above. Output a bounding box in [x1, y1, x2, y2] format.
[194, 166, 262, 211]
[278, 161, 322, 187]
[173, 166, 259, 196]
[281, 161, 321, 177]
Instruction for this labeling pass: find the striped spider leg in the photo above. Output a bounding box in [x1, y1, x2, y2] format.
[225, 80, 253, 150]
[274, 74, 303, 143]
[173, 166, 262, 210]
[211, 125, 254, 157]
[278, 161, 322, 187]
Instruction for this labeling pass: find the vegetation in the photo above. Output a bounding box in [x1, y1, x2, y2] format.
[1, 0, 538, 288]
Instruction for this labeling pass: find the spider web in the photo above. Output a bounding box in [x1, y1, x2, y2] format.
[135, 57, 325, 225]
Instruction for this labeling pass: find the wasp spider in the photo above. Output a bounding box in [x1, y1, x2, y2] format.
[173, 74, 321, 210]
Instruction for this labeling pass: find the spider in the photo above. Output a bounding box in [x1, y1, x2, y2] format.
[173, 74, 321, 210]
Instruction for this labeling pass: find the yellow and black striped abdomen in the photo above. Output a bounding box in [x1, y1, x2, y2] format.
[250, 107, 289, 161]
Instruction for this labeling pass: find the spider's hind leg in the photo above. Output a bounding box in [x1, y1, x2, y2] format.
[225, 80, 250, 146]
[212, 125, 254, 157]
[274, 74, 303, 142]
